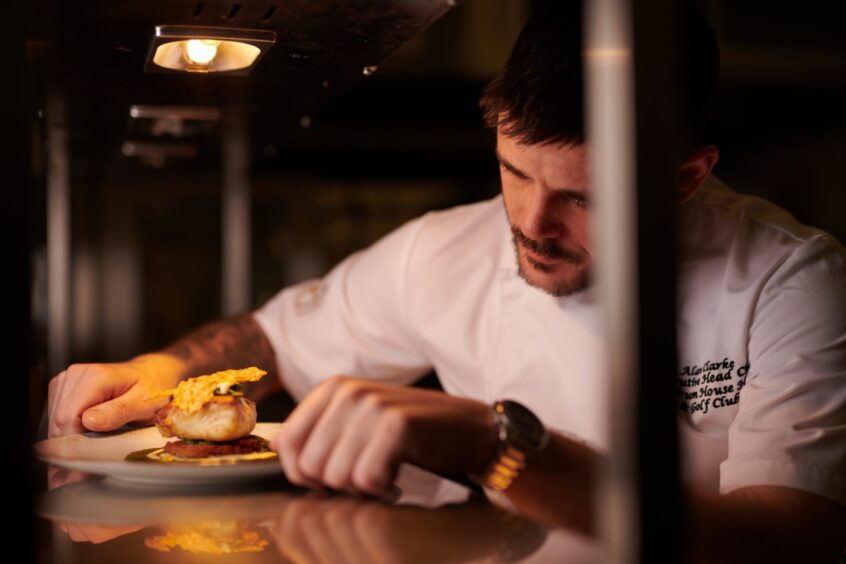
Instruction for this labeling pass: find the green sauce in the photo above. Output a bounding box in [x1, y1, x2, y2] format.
[125, 447, 162, 462]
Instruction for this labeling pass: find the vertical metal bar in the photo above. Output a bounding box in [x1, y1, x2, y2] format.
[46, 90, 71, 378]
[585, 1, 639, 560]
[71, 245, 98, 357]
[221, 104, 252, 316]
[629, 1, 685, 559]
[102, 187, 143, 360]
[586, 0, 684, 562]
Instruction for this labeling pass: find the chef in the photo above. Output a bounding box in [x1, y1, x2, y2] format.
[47, 3, 845, 562]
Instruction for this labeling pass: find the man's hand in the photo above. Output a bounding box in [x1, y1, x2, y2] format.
[47, 353, 187, 438]
[271, 377, 497, 498]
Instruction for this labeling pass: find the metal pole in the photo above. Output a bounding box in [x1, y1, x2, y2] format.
[46, 89, 71, 379]
[221, 104, 252, 316]
[586, 0, 684, 562]
[102, 187, 143, 360]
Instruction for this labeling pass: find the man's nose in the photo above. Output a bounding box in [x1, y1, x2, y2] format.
[522, 191, 564, 240]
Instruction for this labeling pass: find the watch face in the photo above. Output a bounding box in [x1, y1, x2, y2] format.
[499, 400, 548, 450]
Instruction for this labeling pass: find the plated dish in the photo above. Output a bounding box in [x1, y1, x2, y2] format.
[33, 422, 284, 487]
[35, 367, 284, 486]
[140, 367, 276, 464]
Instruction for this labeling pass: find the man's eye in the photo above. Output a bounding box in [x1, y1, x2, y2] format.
[560, 194, 589, 209]
[500, 163, 528, 181]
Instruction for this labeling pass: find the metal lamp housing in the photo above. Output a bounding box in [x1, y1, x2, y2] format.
[145, 25, 276, 75]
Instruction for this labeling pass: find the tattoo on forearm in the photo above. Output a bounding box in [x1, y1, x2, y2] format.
[160, 312, 280, 400]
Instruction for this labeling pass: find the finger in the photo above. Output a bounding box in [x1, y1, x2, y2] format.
[297, 385, 370, 486]
[320, 401, 383, 491]
[350, 411, 405, 497]
[272, 426, 323, 489]
[49, 370, 81, 438]
[80, 383, 161, 433]
[51, 365, 109, 436]
[53, 365, 103, 437]
[283, 377, 348, 450]
[272, 379, 347, 488]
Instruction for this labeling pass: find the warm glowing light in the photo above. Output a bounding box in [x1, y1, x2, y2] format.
[147, 26, 275, 75]
[184, 39, 221, 65]
[145, 521, 269, 554]
[153, 39, 261, 72]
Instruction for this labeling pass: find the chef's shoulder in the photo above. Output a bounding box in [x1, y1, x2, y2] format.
[680, 176, 845, 283]
[407, 195, 508, 269]
[324, 195, 507, 344]
[346, 194, 508, 300]
[351, 194, 506, 269]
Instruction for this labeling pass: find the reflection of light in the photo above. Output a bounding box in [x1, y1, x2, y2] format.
[184, 39, 221, 64]
[145, 520, 269, 554]
[585, 48, 631, 59]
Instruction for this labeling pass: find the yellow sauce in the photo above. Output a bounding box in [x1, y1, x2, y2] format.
[148, 448, 278, 465]
[125, 440, 277, 465]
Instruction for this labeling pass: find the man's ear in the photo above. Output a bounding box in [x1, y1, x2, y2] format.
[676, 145, 720, 204]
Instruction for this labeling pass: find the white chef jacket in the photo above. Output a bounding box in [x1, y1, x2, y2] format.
[253, 175, 846, 507]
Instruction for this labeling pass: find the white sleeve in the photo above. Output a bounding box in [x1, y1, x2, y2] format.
[252, 216, 433, 401]
[720, 235, 846, 506]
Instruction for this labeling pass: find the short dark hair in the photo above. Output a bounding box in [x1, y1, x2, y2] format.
[480, 1, 720, 147]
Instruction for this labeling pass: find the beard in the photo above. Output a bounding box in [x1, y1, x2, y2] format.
[510, 226, 591, 297]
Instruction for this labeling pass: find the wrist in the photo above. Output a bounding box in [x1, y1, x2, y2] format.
[470, 400, 548, 493]
[128, 352, 190, 386]
[468, 403, 500, 477]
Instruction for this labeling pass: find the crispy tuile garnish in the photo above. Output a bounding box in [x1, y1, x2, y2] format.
[145, 367, 266, 414]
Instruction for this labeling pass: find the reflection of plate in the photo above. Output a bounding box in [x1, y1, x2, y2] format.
[36, 464, 462, 526]
[33, 423, 285, 487]
[38, 476, 297, 525]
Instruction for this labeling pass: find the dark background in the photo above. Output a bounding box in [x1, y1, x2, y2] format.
[25, 0, 846, 433]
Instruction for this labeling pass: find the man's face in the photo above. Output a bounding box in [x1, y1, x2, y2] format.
[497, 130, 592, 297]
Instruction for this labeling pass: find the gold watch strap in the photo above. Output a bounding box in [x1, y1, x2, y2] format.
[480, 445, 527, 492]
[472, 400, 547, 493]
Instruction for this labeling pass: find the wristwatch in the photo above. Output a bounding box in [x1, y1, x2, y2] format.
[473, 399, 549, 492]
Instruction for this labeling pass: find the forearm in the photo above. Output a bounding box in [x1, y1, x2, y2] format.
[499, 431, 598, 535]
[138, 311, 284, 403]
[686, 488, 846, 564]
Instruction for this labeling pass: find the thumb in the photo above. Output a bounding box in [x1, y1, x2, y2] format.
[82, 391, 158, 431]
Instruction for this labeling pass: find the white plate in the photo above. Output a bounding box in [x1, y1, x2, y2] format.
[33, 422, 285, 487]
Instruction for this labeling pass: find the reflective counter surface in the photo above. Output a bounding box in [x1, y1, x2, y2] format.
[34, 439, 598, 563]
